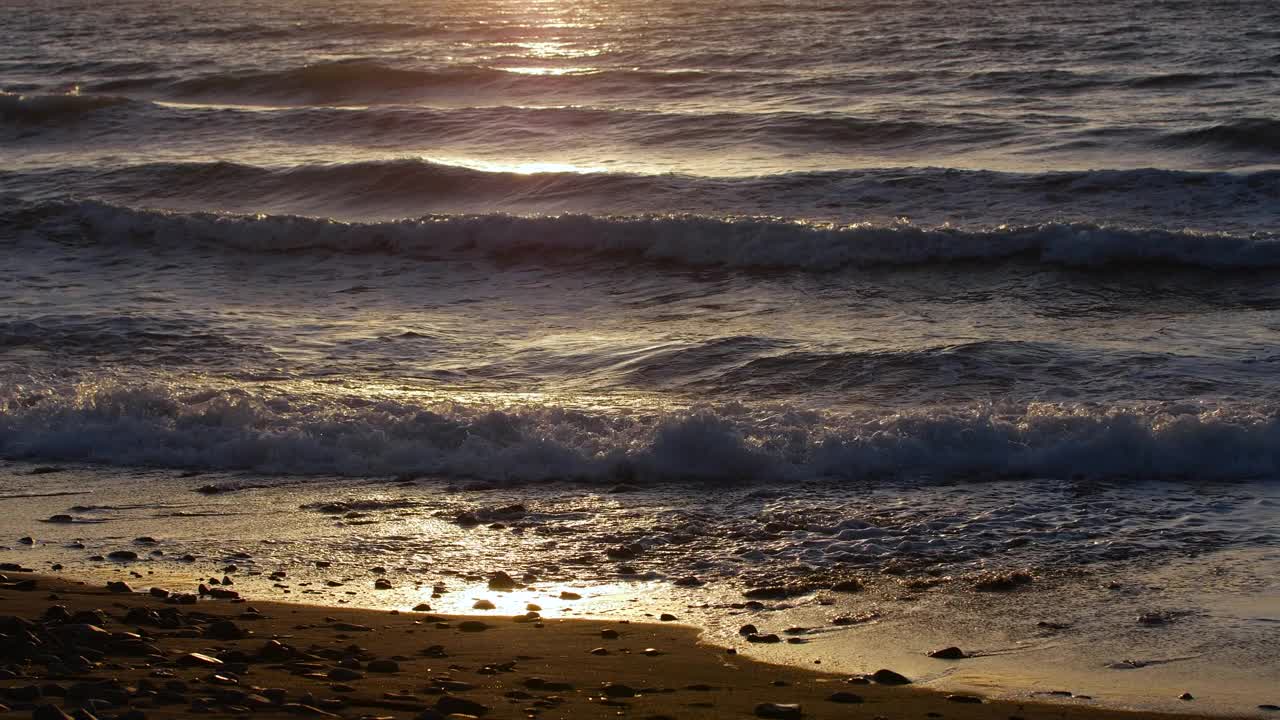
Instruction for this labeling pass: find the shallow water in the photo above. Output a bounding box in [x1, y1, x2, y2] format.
[1, 462, 1278, 714]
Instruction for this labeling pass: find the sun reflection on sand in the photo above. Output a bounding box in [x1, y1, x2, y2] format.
[404, 580, 657, 620]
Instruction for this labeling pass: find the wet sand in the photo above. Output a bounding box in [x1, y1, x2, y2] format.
[0, 572, 1252, 720]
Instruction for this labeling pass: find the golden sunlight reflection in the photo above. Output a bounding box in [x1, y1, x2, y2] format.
[403, 580, 659, 620]
[502, 66, 598, 76]
[424, 156, 609, 175]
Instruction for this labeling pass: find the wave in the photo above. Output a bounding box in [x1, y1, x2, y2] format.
[2, 98, 1021, 153]
[0, 381, 1276, 482]
[1124, 70, 1277, 89]
[3, 160, 1278, 232]
[1160, 119, 1280, 155]
[0, 91, 137, 124]
[5, 197, 1279, 272]
[88, 60, 733, 105]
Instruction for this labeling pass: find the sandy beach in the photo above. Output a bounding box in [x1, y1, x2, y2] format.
[0, 571, 1262, 720]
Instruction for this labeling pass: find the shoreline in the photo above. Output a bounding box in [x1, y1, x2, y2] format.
[1, 464, 1278, 718]
[0, 572, 1260, 720]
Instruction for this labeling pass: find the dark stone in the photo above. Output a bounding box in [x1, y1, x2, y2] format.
[831, 579, 863, 592]
[947, 695, 983, 704]
[747, 633, 782, 644]
[434, 695, 490, 716]
[659, 613, 677, 622]
[605, 545, 640, 560]
[754, 703, 802, 719]
[929, 646, 967, 659]
[105, 581, 133, 593]
[870, 669, 911, 685]
[106, 551, 138, 562]
[673, 576, 704, 587]
[601, 683, 638, 698]
[327, 667, 363, 681]
[739, 624, 759, 636]
[828, 692, 863, 703]
[457, 621, 489, 632]
[366, 659, 399, 673]
[205, 620, 243, 640]
[600, 628, 620, 639]
[487, 572, 518, 591]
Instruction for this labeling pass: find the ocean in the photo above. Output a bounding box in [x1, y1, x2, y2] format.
[1, 0, 1278, 711]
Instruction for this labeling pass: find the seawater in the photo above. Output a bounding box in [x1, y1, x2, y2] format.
[2, 0, 1278, 712]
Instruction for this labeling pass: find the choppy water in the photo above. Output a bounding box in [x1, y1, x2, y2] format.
[2, 0, 1280, 706]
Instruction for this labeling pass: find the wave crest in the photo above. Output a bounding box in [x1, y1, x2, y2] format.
[0, 381, 1276, 482]
[8, 198, 1279, 272]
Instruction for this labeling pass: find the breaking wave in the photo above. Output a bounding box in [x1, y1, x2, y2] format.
[6, 198, 1279, 272]
[0, 381, 1276, 483]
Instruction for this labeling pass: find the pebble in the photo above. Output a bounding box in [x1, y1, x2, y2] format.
[107, 551, 138, 561]
[1179, 693, 1194, 701]
[327, 667, 364, 681]
[176, 653, 223, 668]
[488, 571, 518, 590]
[601, 683, 639, 698]
[755, 702, 803, 719]
[870, 669, 912, 685]
[600, 629, 620, 639]
[434, 695, 490, 716]
[374, 578, 393, 590]
[659, 613, 677, 621]
[473, 599, 496, 610]
[928, 646, 967, 659]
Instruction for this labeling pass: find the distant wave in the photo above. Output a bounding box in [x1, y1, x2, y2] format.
[1124, 70, 1277, 89]
[1, 380, 1276, 482]
[3, 160, 1278, 236]
[2, 98, 1022, 153]
[0, 91, 137, 124]
[1160, 119, 1280, 154]
[5, 197, 1278, 272]
[88, 60, 733, 104]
